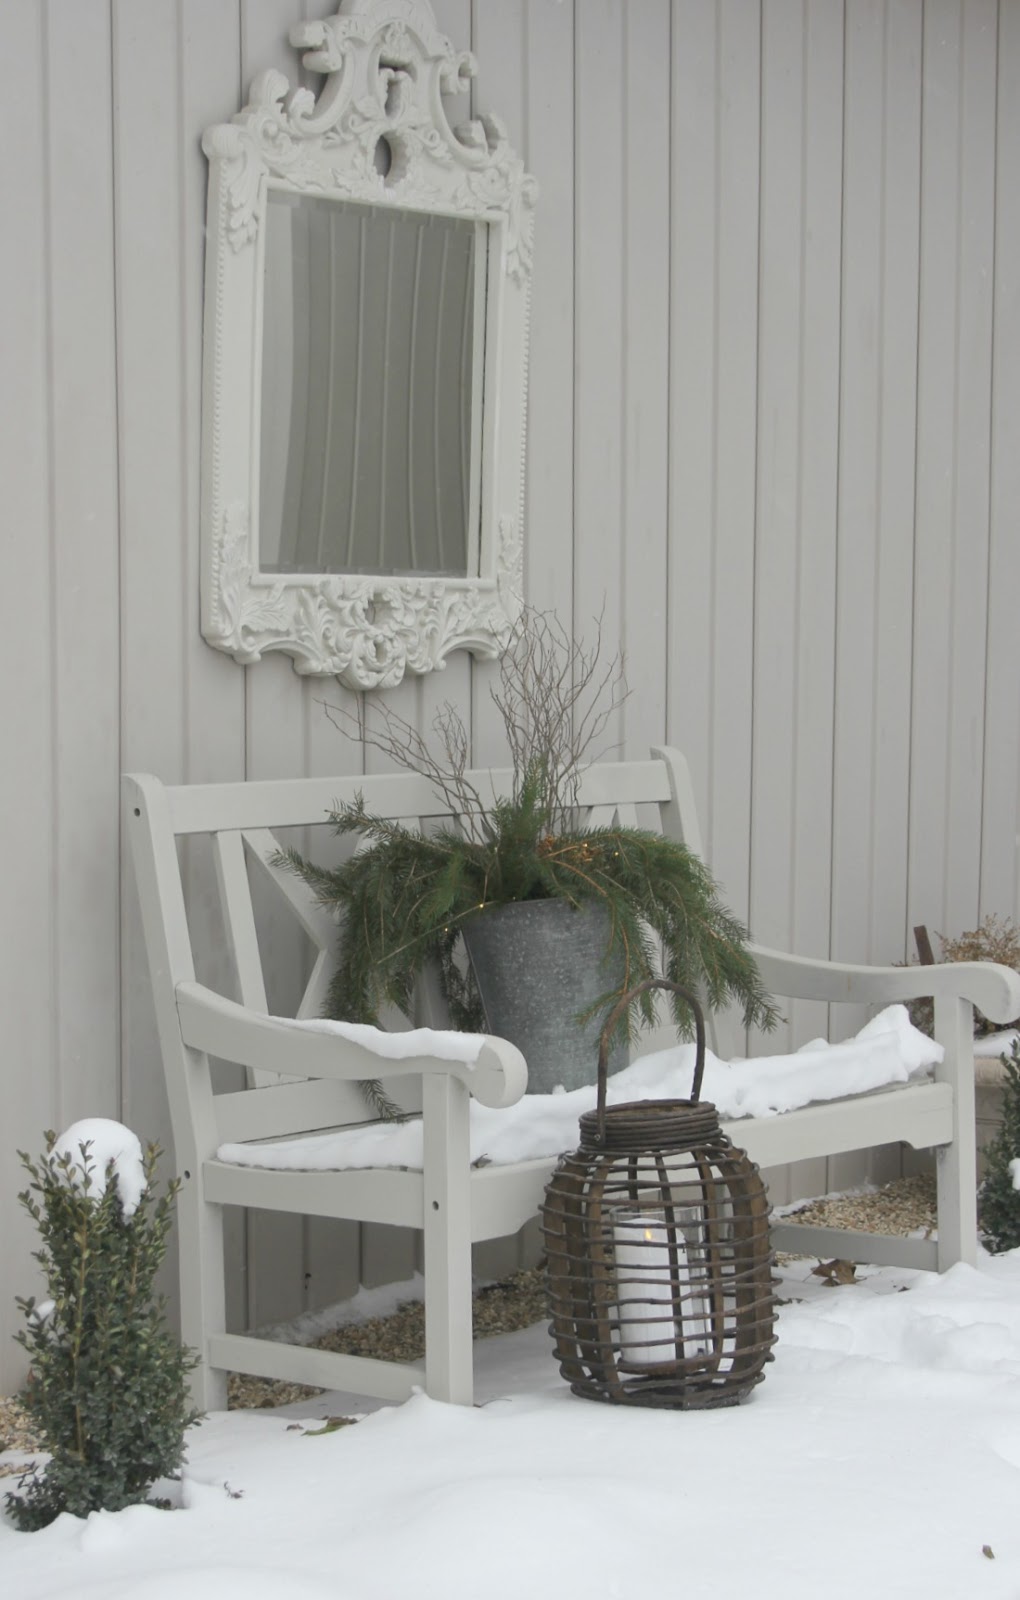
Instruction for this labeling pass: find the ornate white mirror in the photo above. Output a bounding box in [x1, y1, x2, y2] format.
[199, 0, 535, 688]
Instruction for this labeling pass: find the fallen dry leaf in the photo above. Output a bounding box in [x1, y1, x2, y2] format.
[810, 1258, 857, 1287]
[303, 1416, 358, 1436]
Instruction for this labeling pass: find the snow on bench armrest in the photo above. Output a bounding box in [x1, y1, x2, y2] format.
[175, 981, 528, 1108]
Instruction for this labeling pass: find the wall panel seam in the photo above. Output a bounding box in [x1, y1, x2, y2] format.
[905, 0, 926, 936]
[176, 0, 192, 778]
[109, 0, 126, 1118]
[792, 0, 808, 959]
[748, 0, 764, 930]
[41, 0, 61, 1126]
[664, 0, 673, 739]
[569, 0, 578, 646]
[619, 4, 628, 659]
[868, 0, 889, 957]
[707, 0, 720, 838]
[978, 0, 1003, 907]
[941, 0, 966, 914]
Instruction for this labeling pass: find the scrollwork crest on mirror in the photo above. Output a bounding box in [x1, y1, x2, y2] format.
[200, 0, 536, 688]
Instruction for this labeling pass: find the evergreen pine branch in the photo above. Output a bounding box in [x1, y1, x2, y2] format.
[278, 811, 778, 1084]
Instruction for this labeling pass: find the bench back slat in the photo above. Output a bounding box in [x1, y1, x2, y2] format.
[242, 828, 340, 949]
[160, 759, 677, 835]
[213, 830, 269, 1014]
[214, 1075, 422, 1144]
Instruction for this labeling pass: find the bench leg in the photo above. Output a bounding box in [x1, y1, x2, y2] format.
[934, 994, 979, 1271]
[421, 1075, 474, 1405]
[178, 1174, 229, 1412]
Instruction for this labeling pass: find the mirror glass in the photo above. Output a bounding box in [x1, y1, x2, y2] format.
[258, 190, 486, 579]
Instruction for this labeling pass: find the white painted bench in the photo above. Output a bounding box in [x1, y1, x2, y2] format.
[124, 748, 1020, 1410]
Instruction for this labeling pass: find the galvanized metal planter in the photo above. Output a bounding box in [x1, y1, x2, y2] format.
[541, 978, 778, 1408]
[462, 899, 626, 1094]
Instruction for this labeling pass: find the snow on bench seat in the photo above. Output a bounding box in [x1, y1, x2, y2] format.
[217, 1004, 941, 1174]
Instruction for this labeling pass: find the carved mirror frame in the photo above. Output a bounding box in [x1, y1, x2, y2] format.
[199, 0, 535, 688]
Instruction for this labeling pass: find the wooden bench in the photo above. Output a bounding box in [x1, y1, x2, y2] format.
[124, 747, 1020, 1410]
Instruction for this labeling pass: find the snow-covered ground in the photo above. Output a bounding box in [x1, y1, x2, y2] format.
[5, 1248, 1020, 1599]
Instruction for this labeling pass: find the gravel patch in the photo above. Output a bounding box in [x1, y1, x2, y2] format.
[0, 1395, 41, 1477]
[779, 1171, 937, 1240]
[1, 1178, 941, 1435]
[228, 1265, 549, 1411]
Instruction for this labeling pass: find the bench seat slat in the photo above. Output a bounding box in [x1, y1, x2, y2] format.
[769, 1224, 938, 1272]
[203, 1160, 426, 1227]
[214, 1078, 416, 1143]
[208, 1334, 425, 1405]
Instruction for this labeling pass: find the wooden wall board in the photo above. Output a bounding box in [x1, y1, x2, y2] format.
[664, 0, 762, 1080]
[863, 0, 923, 978]
[831, 0, 921, 991]
[699, 0, 760, 937]
[981, 0, 1020, 922]
[179, 0, 252, 1333]
[573, 0, 626, 757]
[668, 0, 763, 944]
[620, 0, 670, 763]
[515, 0, 575, 622]
[471, 0, 547, 1275]
[180, 0, 249, 802]
[47, 0, 122, 1133]
[749, 1, 841, 1199]
[831, 0, 921, 1007]
[114, 0, 191, 1165]
[0, 0, 62, 1367]
[939, 0, 997, 933]
[909, 0, 997, 940]
[236, 0, 325, 1330]
[789, 0, 841, 1019]
[752, 0, 842, 1056]
[457, 0, 515, 774]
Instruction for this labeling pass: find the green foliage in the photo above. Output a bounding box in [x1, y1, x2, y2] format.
[278, 752, 778, 1054]
[6, 1136, 200, 1531]
[979, 1040, 1020, 1254]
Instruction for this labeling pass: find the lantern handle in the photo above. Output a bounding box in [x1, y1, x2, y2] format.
[595, 978, 707, 1139]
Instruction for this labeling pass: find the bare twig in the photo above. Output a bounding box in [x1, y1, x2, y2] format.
[320, 699, 491, 843]
[320, 605, 629, 839]
[491, 607, 629, 826]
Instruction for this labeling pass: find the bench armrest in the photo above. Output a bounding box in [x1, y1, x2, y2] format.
[750, 945, 1020, 1024]
[175, 981, 529, 1109]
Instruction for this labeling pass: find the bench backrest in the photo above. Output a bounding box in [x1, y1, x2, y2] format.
[124, 746, 701, 1155]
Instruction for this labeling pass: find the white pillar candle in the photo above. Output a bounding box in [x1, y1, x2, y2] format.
[613, 1207, 712, 1367]
[613, 1208, 678, 1368]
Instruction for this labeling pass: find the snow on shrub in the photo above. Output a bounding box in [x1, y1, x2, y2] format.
[6, 1124, 200, 1531]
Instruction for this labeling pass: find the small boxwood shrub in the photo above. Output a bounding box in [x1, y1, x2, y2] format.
[979, 1039, 1020, 1254]
[7, 1132, 199, 1531]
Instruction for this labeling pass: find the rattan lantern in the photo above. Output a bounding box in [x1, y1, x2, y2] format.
[541, 979, 777, 1409]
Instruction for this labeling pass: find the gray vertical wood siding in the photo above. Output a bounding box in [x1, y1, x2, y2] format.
[1, 0, 1017, 1390]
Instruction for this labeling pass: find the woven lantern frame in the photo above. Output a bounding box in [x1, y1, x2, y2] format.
[541, 978, 778, 1409]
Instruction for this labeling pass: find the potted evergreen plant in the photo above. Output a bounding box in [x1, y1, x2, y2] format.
[278, 611, 777, 1095]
